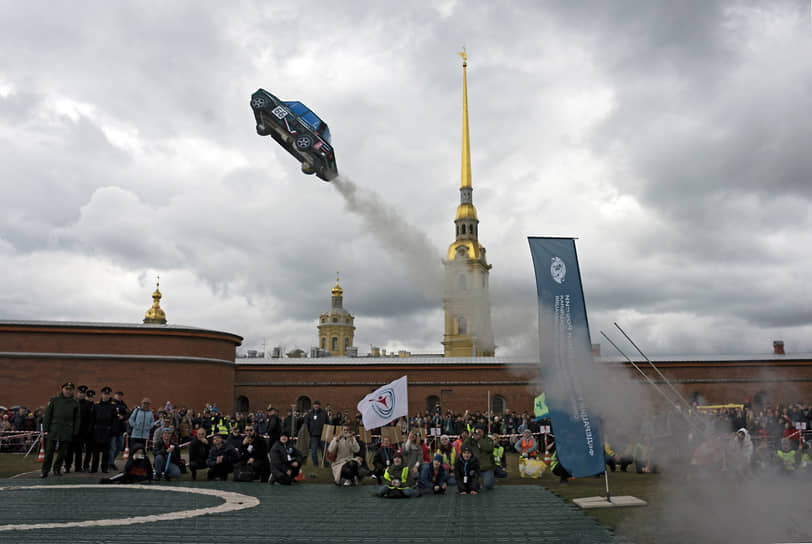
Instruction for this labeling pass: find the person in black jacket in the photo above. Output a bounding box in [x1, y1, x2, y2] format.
[108, 391, 129, 471]
[89, 387, 116, 473]
[100, 446, 153, 484]
[266, 407, 282, 448]
[188, 428, 210, 480]
[269, 430, 303, 484]
[454, 446, 481, 495]
[305, 400, 329, 466]
[207, 434, 237, 481]
[371, 435, 397, 481]
[238, 424, 270, 482]
[64, 385, 93, 473]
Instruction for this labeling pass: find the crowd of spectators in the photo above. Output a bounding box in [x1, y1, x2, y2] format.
[2, 391, 810, 488]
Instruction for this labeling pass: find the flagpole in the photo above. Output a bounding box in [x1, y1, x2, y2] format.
[604, 469, 611, 502]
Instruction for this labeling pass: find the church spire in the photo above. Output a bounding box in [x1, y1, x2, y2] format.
[459, 48, 472, 190]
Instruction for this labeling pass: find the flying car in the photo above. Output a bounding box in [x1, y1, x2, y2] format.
[250, 88, 338, 181]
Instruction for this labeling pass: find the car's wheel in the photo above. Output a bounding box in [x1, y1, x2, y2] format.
[294, 134, 313, 150]
[256, 124, 272, 136]
[251, 96, 267, 109]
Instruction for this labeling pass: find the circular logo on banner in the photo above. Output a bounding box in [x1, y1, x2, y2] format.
[550, 257, 567, 284]
[369, 388, 396, 419]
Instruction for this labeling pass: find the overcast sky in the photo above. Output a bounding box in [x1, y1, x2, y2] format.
[1, 1, 810, 357]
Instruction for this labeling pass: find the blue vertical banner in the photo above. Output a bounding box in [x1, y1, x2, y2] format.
[528, 237, 603, 477]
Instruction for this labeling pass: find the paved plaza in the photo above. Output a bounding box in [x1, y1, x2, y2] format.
[0, 477, 626, 543]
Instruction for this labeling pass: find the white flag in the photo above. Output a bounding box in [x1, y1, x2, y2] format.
[357, 376, 408, 429]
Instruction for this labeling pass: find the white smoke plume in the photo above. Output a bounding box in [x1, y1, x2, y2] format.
[332, 175, 442, 300]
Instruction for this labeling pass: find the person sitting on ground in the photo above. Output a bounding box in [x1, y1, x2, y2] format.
[328, 424, 363, 486]
[207, 434, 237, 481]
[371, 435, 397, 481]
[188, 427, 210, 481]
[225, 425, 243, 452]
[152, 428, 181, 481]
[515, 428, 539, 458]
[776, 437, 798, 474]
[101, 446, 153, 484]
[726, 428, 753, 476]
[454, 445, 480, 495]
[269, 430, 303, 485]
[375, 451, 420, 498]
[548, 442, 572, 485]
[464, 425, 495, 490]
[418, 454, 449, 495]
[238, 424, 270, 482]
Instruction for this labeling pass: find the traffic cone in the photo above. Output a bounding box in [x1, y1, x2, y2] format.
[37, 441, 45, 463]
[122, 434, 130, 461]
[294, 471, 305, 481]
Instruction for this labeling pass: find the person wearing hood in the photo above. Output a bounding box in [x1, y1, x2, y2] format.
[376, 451, 419, 498]
[269, 430, 303, 485]
[418, 454, 449, 495]
[726, 428, 753, 475]
[454, 445, 480, 495]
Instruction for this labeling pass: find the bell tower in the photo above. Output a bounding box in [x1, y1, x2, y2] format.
[442, 50, 495, 357]
[317, 274, 356, 356]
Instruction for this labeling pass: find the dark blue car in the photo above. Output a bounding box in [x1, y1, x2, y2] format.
[250, 88, 338, 181]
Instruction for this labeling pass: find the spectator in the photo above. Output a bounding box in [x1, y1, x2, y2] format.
[549, 442, 572, 485]
[375, 451, 419, 498]
[101, 446, 153, 484]
[40, 382, 79, 478]
[207, 434, 237, 480]
[269, 430, 303, 485]
[492, 432, 507, 478]
[128, 398, 155, 453]
[153, 428, 181, 481]
[776, 438, 797, 474]
[435, 434, 455, 467]
[514, 428, 539, 458]
[225, 426, 243, 452]
[188, 428, 210, 480]
[89, 387, 116, 474]
[452, 429, 469, 460]
[305, 400, 329, 467]
[464, 426, 495, 490]
[327, 424, 362, 486]
[371, 435, 396, 481]
[238, 424, 270, 482]
[726, 428, 753, 476]
[401, 430, 424, 477]
[454, 445, 480, 495]
[108, 390, 129, 471]
[266, 407, 281, 447]
[418, 454, 449, 495]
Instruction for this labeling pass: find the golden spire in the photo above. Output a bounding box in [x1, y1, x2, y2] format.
[331, 272, 344, 297]
[459, 48, 472, 190]
[143, 276, 167, 324]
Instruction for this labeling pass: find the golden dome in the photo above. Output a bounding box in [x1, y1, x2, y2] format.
[331, 273, 343, 297]
[447, 239, 483, 261]
[455, 202, 478, 221]
[143, 279, 167, 324]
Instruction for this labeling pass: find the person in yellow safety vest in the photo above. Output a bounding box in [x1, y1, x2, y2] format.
[211, 414, 231, 437]
[375, 452, 419, 498]
[492, 433, 507, 478]
[514, 428, 539, 458]
[776, 438, 797, 473]
[435, 434, 456, 468]
[548, 444, 572, 485]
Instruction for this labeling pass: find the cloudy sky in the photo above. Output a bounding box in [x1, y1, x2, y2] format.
[1, 1, 810, 357]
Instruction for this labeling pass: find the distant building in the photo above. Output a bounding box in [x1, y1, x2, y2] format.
[317, 275, 355, 356]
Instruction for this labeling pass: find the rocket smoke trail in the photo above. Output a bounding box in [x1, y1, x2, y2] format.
[332, 175, 443, 300]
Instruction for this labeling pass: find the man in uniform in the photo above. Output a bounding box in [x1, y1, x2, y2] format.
[89, 386, 116, 473]
[41, 381, 80, 478]
[63, 385, 92, 473]
[108, 390, 129, 471]
[81, 389, 96, 470]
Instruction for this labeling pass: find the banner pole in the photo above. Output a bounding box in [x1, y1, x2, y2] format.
[604, 468, 611, 502]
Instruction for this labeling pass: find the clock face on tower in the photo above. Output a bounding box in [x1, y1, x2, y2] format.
[456, 245, 468, 258]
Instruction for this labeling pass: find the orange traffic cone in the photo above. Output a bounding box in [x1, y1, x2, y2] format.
[37, 441, 45, 463]
[294, 471, 305, 481]
[122, 435, 130, 461]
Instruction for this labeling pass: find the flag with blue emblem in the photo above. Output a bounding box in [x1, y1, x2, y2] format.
[528, 237, 604, 477]
[357, 376, 409, 429]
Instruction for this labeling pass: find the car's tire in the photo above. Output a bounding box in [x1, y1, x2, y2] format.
[256, 124, 271, 136]
[251, 96, 267, 109]
[294, 134, 313, 150]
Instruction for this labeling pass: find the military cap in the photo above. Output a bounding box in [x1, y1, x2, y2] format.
[86, 389, 96, 398]
[77, 385, 88, 393]
[312, 400, 321, 405]
[101, 386, 112, 394]
[114, 390, 124, 396]
[62, 381, 75, 389]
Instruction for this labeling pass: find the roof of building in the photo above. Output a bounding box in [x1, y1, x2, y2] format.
[0, 319, 243, 343]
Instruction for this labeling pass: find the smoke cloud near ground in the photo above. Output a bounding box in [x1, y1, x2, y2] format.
[588, 330, 811, 543]
[332, 176, 442, 300]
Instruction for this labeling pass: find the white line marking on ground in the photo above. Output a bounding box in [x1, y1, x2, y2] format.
[0, 485, 260, 531]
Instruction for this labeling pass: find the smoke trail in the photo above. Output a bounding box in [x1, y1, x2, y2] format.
[332, 175, 442, 299]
